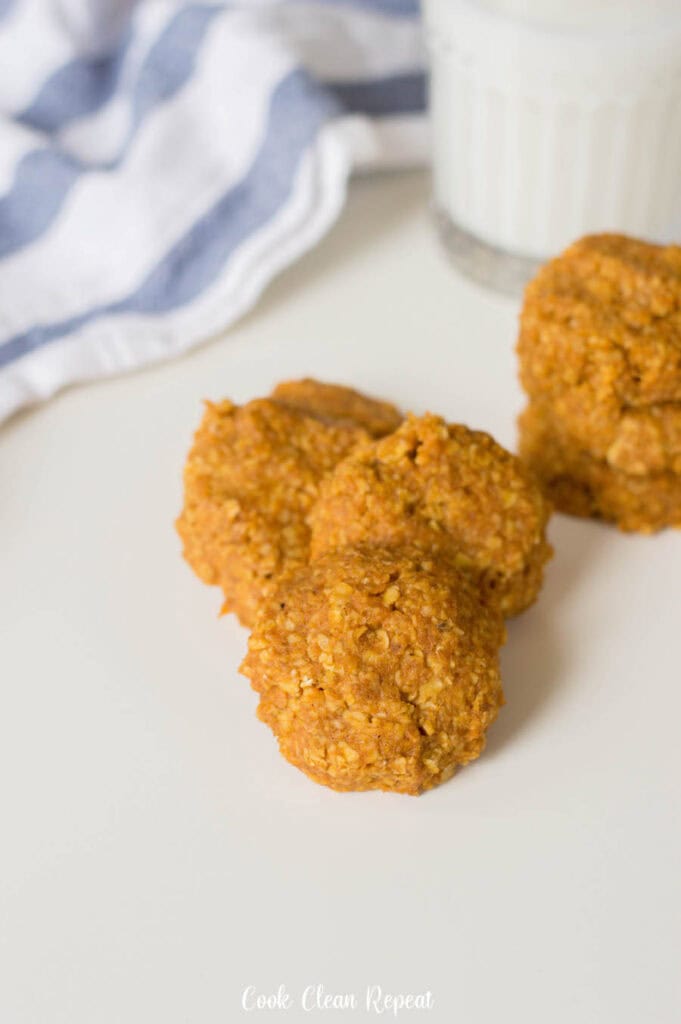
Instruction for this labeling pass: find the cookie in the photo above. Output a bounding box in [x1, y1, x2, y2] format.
[527, 380, 681, 477]
[518, 402, 681, 533]
[308, 414, 552, 617]
[271, 378, 402, 438]
[241, 546, 505, 795]
[176, 397, 369, 627]
[519, 234, 681, 412]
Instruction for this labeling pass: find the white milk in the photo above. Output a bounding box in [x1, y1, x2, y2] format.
[424, 0, 681, 291]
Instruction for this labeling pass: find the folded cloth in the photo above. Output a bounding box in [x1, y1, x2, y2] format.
[0, 0, 426, 423]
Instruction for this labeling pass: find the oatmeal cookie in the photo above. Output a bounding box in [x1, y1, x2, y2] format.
[519, 234, 681, 412]
[308, 414, 552, 617]
[176, 397, 369, 627]
[518, 402, 681, 533]
[540, 390, 681, 477]
[240, 546, 505, 795]
[271, 378, 402, 437]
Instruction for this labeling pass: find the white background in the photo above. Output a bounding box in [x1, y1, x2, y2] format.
[1, 172, 680, 1024]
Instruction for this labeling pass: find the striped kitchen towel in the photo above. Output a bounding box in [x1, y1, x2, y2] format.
[0, 0, 426, 423]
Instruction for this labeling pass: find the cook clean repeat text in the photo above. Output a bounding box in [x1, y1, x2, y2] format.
[242, 984, 434, 1015]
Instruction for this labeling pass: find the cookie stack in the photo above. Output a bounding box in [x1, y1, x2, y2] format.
[517, 234, 681, 533]
[177, 380, 552, 794]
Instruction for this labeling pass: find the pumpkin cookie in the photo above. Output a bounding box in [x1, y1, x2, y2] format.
[519, 234, 681, 408]
[518, 402, 681, 533]
[271, 378, 402, 437]
[308, 414, 552, 617]
[176, 397, 369, 627]
[240, 546, 505, 795]
[517, 233, 681, 528]
[518, 234, 681, 477]
[538, 390, 681, 477]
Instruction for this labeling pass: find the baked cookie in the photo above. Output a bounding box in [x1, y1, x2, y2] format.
[240, 546, 505, 795]
[271, 378, 402, 437]
[519, 234, 681, 407]
[517, 234, 681, 527]
[308, 414, 552, 617]
[518, 402, 681, 533]
[539, 390, 681, 477]
[176, 397, 369, 627]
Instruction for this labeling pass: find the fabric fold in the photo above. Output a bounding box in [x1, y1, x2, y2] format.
[0, 0, 426, 422]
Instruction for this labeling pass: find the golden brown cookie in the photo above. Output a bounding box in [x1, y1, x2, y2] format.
[240, 546, 505, 795]
[271, 378, 402, 437]
[538, 390, 681, 477]
[308, 414, 552, 617]
[519, 234, 681, 413]
[518, 402, 681, 533]
[176, 397, 369, 627]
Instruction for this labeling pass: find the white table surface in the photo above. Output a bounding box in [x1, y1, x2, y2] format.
[2, 171, 680, 1024]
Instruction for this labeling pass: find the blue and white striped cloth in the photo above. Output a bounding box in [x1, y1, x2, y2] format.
[0, 0, 426, 422]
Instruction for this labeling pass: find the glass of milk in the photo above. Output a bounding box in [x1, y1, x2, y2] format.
[423, 0, 681, 293]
